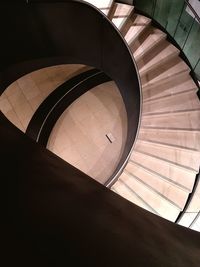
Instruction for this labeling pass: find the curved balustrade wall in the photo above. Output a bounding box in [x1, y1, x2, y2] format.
[0, 0, 141, 181]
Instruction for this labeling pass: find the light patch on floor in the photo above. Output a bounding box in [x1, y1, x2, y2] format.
[47, 81, 127, 184]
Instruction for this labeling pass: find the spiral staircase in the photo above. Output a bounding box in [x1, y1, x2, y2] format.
[0, 1, 200, 229]
[1, 1, 200, 266]
[82, 0, 200, 225]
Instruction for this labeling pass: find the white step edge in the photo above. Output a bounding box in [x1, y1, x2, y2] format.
[142, 108, 200, 117]
[140, 126, 200, 133]
[137, 138, 200, 154]
[124, 170, 182, 211]
[129, 159, 191, 193]
[133, 148, 199, 174]
[112, 180, 159, 214]
[143, 88, 198, 103]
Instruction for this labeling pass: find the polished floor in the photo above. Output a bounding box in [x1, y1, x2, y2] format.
[0, 64, 90, 131]
[47, 81, 127, 184]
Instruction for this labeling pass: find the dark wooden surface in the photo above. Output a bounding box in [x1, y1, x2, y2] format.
[1, 112, 200, 266]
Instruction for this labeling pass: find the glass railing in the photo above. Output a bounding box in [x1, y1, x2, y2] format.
[133, 0, 200, 82]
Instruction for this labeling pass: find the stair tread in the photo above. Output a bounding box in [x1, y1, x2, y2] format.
[142, 108, 200, 117]
[135, 139, 200, 172]
[125, 161, 189, 208]
[131, 149, 198, 175]
[140, 126, 200, 133]
[124, 170, 182, 210]
[141, 59, 190, 86]
[131, 149, 198, 177]
[137, 138, 200, 153]
[112, 180, 156, 213]
[83, 0, 113, 15]
[139, 127, 200, 151]
[143, 72, 197, 91]
[143, 90, 200, 114]
[125, 14, 151, 44]
[134, 27, 166, 60]
[129, 160, 191, 193]
[141, 109, 200, 131]
[143, 87, 198, 102]
[119, 172, 181, 221]
[110, 3, 134, 29]
[141, 111, 200, 132]
[139, 42, 179, 73]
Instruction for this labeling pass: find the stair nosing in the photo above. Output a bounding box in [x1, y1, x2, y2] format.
[137, 138, 200, 154]
[139, 49, 180, 75]
[127, 15, 151, 45]
[140, 126, 200, 133]
[134, 32, 166, 61]
[142, 108, 200, 117]
[142, 70, 192, 90]
[117, 178, 160, 215]
[124, 170, 182, 211]
[112, 5, 134, 30]
[143, 88, 198, 103]
[142, 69, 190, 89]
[128, 160, 191, 193]
[133, 148, 198, 174]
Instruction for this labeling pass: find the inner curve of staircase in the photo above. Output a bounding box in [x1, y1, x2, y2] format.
[0, 0, 200, 231]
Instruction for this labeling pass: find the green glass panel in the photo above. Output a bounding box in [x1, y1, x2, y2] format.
[173, 3, 195, 48]
[134, 0, 155, 16]
[165, 0, 185, 36]
[194, 59, 200, 81]
[183, 19, 200, 71]
[153, 0, 172, 28]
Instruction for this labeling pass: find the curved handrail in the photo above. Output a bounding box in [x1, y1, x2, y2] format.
[26, 69, 111, 144]
[185, 0, 200, 24]
[0, 1, 141, 186]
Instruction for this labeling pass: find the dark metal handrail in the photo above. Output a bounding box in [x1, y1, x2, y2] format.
[185, 0, 200, 24]
[0, 0, 141, 187]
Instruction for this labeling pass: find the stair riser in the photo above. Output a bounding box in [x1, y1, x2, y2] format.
[141, 111, 200, 130]
[131, 151, 196, 190]
[119, 173, 180, 221]
[142, 91, 200, 114]
[135, 141, 200, 172]
[112, 182, 153, 212]
[126, 163, 189, 208]
[139, 129, 200, 151]
[136, 39, 170, 70]
[134, 30, 166, 61]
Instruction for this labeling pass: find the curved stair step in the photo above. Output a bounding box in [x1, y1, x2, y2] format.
[141, 58, 190, 86]
[141, 109, 200, 129]
[143, 86, 197, 103]
[83, 0, 113, 15]
[108, 2, 134, 30]
[119, 172, 181, 221]
[139, 127, 200, 151]
[130, 150, 195, 191]
[134, 27, 166, 60]
[138, 40, 179, 73]
[143, 90, 200, 114]
[112, 180, 155, 213]
[124, 14, 151, 45]
[135, 139, 200, 172]
[125, 161, 189, 209]
[143, 72, 198, 101]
